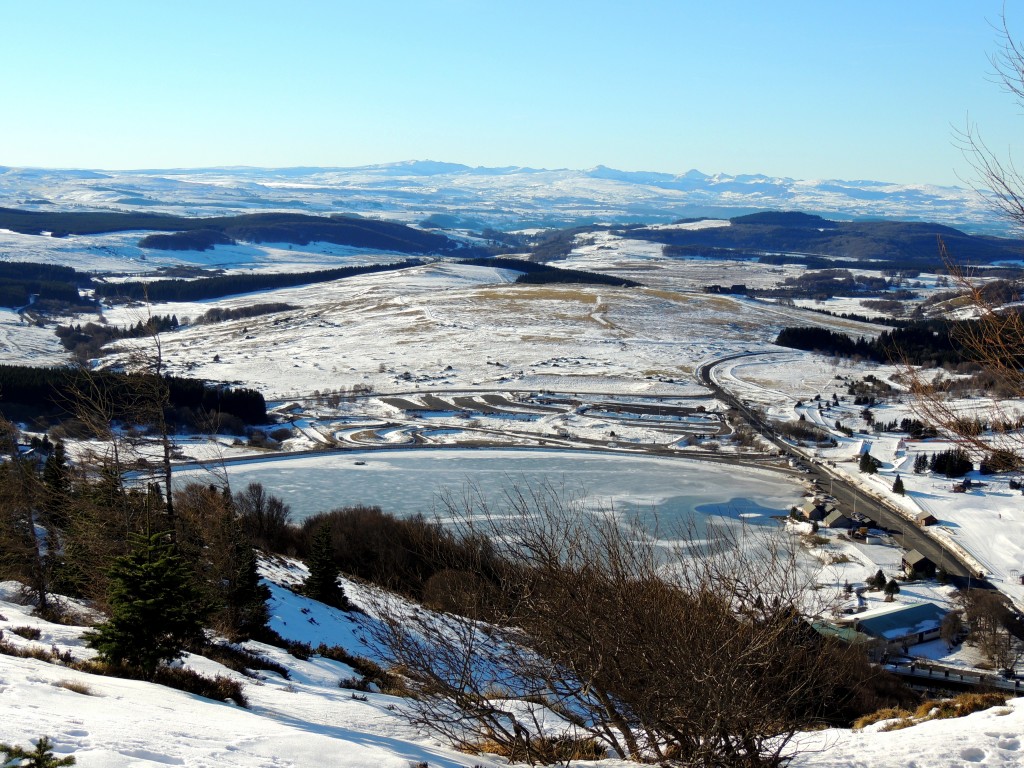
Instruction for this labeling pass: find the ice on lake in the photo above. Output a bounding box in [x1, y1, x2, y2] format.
[177, 448, 801, 537]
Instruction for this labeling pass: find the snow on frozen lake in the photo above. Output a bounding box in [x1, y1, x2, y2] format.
[176, 448, 802, 534]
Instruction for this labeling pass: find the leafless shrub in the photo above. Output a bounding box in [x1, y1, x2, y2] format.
[367, 482, 883, 768]
[8, 626, 41, 641]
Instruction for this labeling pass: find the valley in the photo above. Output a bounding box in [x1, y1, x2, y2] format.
[3, 166, 1024, 768]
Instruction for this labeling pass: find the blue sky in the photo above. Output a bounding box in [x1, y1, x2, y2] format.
[1, 1, 1019, 185]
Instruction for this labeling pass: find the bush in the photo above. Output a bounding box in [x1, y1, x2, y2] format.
[316, 643, 403, 693]
[9, 626, 42, 641]
[152, 667, 248, 707]
[300, 506, 502, 600]
[283, 639, 313, 661]
[916, 692, 1010, 720]
[856, 693, 1010, 733]
[853, 707, 913, 730]
[53, 680, 92, 696]
[474, 735, 607, 764]
[0, 638, 65, 664]
[203, 643, 288, 679]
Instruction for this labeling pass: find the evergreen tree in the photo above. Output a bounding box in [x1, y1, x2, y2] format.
[168, 483, 270, 641]
[870, 569, 886, 590]
[84, 532, 209, 679]
[0, 736, 76, 766]
[913, 453, 929, 474]
[220, 521, 271, 639]
[883, 578, 901, 601]
[41, 441, 70, 526]
[892, 474, 905, 495]
[858, 451, 879, 474]
[303, 524, 348, 609]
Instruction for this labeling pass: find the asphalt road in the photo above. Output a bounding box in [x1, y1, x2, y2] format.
[696, 353, 984, 583]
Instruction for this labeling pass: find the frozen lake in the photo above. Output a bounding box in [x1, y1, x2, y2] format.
[177, 448, 802, 536]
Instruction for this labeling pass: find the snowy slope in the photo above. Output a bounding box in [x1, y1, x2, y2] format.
[1, 566, 1023, 768]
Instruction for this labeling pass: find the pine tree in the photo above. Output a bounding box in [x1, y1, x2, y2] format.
[84, 532, 209, 679]
[883, 578, 901, 601]
[859, 451, 879, 474]
[913, 453, 929, 474]
[870, 569, 886, 590]
[892, 474, 905, 495]
[303, 524, 348, 609]
[221, 523, 271, 639]
[0, 736, 76, 766]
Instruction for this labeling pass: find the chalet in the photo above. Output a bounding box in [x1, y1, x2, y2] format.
[800, 498, 827, 522]
[902, 549, 936, 578]
[822, 509, 855, 529]
[841, 601, 947, 648]
[916, 511, 938, 527]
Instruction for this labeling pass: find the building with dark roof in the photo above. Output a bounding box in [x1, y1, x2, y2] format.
[902, 549, 936, 578]
[841, 602, 947, 648]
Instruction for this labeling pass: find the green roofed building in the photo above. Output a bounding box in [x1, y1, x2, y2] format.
[840, 601, 947, 648]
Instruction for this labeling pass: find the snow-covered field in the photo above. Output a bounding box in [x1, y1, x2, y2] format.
[99, 261, 823, 399]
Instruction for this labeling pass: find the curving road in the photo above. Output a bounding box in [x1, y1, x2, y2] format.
[697, 352, 983, 583]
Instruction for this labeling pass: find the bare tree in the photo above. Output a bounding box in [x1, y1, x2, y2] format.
[368, 483, 877, 768]
[902, 12, 1024, 457]
[234, 481, 292, 551]
[957, 10, 1024, 231]
[956, 588, 1024, 671]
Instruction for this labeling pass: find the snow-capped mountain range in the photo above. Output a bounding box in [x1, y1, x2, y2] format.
[0, 160, 1001, 233]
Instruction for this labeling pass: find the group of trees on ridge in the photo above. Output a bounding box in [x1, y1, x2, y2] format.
[0, 261, 94, 310]
[0, 363, 266, 430]
[93, 260, 420, 303]
[0, 208, 472, 256]
[625, 211, 1024, 271]
[55, 315, 180, 361]
[461, 256, 641, 288]
[775, 321, 967, 367]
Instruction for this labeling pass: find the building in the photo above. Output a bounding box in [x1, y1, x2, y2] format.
[902, 549, 936, 578]
[840, 602, 947, 648]
[916, 511, 938, 527]
[822, 509, 855, 529]
[800, 498, 827, 521]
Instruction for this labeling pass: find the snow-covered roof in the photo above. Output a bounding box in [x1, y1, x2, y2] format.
[851, 601, 946, 640]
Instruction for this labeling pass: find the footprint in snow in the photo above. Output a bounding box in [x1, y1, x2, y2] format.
[959, 747, 985, 763]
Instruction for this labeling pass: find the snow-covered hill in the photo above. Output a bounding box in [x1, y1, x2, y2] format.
[1, 565, 1023, 768]
[0, 162, 999, 233]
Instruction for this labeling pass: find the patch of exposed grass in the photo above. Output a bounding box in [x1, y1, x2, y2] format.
[54, 679, 93, 696]
[856, 693, 1011, 732]
[915, 693, 1010, 720]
